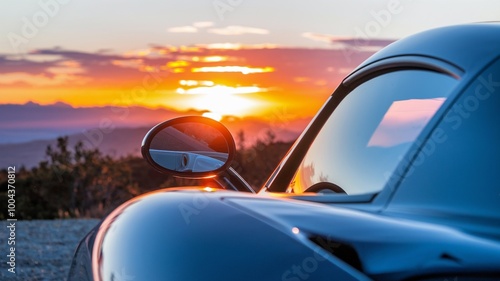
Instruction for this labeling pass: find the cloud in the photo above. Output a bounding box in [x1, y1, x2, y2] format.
[0, 72, 89, 86]
[0, 44, 380, 105]
[176, 85, 267, 95]
[0, 55, 57, 74]
[302, 32, 345, 43]
[166, 22, 214, 34]
[1, 45, 373, 86]
[302, 32, 394, 50]
[167, 26, 198, 33]
[47, 60, 86, 75]
[111, 59, 144, 69]
[208, 26, 269, 36]
[192, 21, 214, 28]
[0, 49, 171, 87]
[191, 66, 274, 74]
[31, 49, 124, 62]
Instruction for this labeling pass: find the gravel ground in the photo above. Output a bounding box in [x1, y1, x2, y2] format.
[1, 219, 100, 281]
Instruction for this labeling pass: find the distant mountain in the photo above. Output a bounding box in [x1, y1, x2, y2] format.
[0, 118, 305, 169]
[0, 127, 149, 169]
[0, 102, 200, 144]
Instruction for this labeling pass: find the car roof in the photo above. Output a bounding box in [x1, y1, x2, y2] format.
[351, 23, 500, 76]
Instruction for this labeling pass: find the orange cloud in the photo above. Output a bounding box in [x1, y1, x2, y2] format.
[191, 66, 274, 74]
[176, 85, 267, 95]
[0, 43, 377, 120]
[0, 72, 90, 86]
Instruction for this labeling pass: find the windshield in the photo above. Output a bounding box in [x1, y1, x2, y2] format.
[289, 70, 457, 195]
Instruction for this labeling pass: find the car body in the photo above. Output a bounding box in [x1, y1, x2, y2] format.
[68, 23, 500, 281]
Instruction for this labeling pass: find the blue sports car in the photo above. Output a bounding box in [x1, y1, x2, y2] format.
[68, 23, 500, 281]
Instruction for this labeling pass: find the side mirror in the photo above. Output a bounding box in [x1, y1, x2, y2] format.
[141, 116, 236, 178]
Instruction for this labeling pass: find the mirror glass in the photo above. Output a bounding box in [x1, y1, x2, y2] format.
[148, 122, 230, 173]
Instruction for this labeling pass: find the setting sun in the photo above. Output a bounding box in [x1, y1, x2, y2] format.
[183, 91, 267, 117]
[170, 78, 273, 118]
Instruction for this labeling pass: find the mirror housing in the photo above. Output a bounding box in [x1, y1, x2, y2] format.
[141, 116, 236, 178]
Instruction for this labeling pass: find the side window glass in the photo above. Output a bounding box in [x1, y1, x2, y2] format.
[391, 58, 500, 217]
[289, 70, 457, 195]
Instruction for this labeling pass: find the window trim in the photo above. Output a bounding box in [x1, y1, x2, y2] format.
[343, 55, 464, 88]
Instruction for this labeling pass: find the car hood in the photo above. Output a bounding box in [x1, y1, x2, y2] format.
[91, 188, 500, 281]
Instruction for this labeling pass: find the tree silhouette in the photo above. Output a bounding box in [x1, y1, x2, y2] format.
[0, 137, 139, 219]
[0, 130, 294, 219]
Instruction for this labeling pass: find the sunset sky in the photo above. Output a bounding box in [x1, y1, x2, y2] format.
[1, 0, 500, 123]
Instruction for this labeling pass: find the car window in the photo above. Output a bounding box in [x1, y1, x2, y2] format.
[289, 70, 457, 195]
[389, 58, 500, 220]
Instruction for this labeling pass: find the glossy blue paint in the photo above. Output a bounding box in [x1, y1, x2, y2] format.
[352, 23, 500, 76]
[68, 23, 500, 281]
[92, 188, 370, 281]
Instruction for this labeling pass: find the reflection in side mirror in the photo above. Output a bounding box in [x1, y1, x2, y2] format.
[141, 116, 235, 178]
